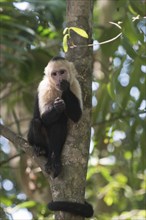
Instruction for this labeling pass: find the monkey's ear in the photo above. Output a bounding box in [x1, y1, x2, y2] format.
[44, 66, 47, 75]
[69, 62, 78, 78]
[44, 65, 50, 76]
[44, 62, 53, 76]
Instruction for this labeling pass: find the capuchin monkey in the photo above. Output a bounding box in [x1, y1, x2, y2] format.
[27, 56, 83, 178]
[27, 56, 93, 218]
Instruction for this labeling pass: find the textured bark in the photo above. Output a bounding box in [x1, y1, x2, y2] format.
[0, 123, 49, 181]
[49, 1, 93, 220]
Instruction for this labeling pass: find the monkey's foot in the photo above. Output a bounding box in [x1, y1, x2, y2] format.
[44, 161, 52, 174]
[52, 160, 62, 178]
[34, 146, 46, 157]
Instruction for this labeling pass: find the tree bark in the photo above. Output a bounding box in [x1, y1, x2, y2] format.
[48, 1, 93, 220]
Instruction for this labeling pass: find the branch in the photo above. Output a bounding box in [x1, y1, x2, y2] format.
[0, 123, 30, 153]
[0, 123, 48, 177]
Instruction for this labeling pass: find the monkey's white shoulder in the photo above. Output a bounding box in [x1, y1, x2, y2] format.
[38, 76, 60, 115]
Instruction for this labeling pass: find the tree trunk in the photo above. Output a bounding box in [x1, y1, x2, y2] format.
[49, 1, 93, 220]
[0, 1, 93, 220]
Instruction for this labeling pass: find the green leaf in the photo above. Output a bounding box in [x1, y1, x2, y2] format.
[122, 37, 137, 59]
[63, 34, 69, 52]
[107, 82, 116, 100]
[115, 173, 128, 184]
[104, 195, 114, 206]
[122, 14, 139, 44]
[0, 196, 13, 206]
[2, 21, 35, 36]
[69, 27, 88, 38]
[63, 27, 68, 35]
[13, 201, 36, 211]
[130, 0, 146, 16]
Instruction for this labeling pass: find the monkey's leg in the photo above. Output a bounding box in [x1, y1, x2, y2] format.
[44, 138, 53, 174]
[48, 122, 67, 178]
[28, 118, 48, 156]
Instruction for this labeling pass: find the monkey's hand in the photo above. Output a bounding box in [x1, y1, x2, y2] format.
[60, 80, 70, 92]
[54, 97, 65, 112]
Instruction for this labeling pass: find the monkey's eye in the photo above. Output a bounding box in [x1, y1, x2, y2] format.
[60, 69, 66, 75]
[51, 72, 57, 76]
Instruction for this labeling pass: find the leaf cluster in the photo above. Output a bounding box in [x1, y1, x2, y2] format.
[89, 1, 146, 219]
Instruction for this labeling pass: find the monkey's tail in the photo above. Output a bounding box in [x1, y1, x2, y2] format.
[48, 201, 93, 218]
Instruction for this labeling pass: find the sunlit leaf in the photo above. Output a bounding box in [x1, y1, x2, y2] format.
[13, 201, 36, 211]
[124, 151, 132, 160]
[0, 197, 13, 206]
[115, 173, 128, 184]
[63, 27, 68, 35]
[104, 195, 113, 206]
[70, 27, 88, 38]
[63, 34, 69, 52]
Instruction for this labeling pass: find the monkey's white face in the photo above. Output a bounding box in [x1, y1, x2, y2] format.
[51, 69, 68, 89]
[44, 60, 72, 90]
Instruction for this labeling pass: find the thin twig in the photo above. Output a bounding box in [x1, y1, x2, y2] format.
[109, 21, 122, 29]
[12, 110, 22, 135]
[92, 110, 146, 127]
[0, 152, 24, 166]
[70, 32, 122, 49]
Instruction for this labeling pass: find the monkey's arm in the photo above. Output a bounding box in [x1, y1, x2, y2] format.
[41, 98, 65, 126]
[27, 95, 41, 144]
[32, 94, 41, 119]
[61, 81, 82, 122]
[41, 108, 61, 125]
[27, 95, 48, 156]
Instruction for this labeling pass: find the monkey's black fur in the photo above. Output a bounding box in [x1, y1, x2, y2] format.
[27, 57, 82, 178]
[51, 56, 65, 61]
[48, 201, 94, 218]
[28, 83, 82, 177]
[27, 57, 93, 217]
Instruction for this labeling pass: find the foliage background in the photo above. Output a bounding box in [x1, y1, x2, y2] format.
[0, 0, 146, 219]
